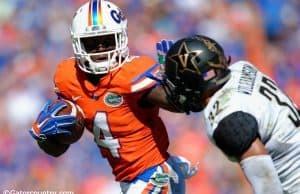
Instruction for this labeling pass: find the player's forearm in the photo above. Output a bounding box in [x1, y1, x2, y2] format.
[37, 139, 70, 157]
[240, 155, 283, 194]
[144, 85, 183, 112]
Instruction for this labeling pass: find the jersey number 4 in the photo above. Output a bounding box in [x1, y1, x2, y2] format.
[259, 76, 300, 127]
[93, 112, 121, 158]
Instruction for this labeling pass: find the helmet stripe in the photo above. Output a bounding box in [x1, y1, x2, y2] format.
[88, 1, 92, 26]
[97, 0, 103, 25]
[92, 0, 98, 25]
[89, 0, 103, 26]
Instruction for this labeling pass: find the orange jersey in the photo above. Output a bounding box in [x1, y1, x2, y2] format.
[54, 56, 169, 181]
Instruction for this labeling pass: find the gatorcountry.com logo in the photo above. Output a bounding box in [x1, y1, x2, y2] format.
[104, 92, 123, 107]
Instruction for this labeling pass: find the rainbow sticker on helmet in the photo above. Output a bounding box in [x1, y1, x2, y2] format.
[88, 0, 103, 26]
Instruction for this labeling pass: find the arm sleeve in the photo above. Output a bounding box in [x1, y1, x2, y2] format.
[240, 155, 283, 194]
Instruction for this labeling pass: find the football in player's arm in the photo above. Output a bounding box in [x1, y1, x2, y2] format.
[29, 1, 197, 193]
[161, 35, 300, 194]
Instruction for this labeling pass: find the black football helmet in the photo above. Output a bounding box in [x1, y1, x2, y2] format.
[162, 35, 231, 113]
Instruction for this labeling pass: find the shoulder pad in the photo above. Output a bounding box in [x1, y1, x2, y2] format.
[53, 58, 81, 99]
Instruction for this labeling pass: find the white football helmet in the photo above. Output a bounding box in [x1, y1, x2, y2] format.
[71, 0, 129, 74]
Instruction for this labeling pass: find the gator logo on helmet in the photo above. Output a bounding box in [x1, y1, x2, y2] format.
[104, 92, 123, 107]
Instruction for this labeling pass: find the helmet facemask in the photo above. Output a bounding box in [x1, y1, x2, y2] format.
[72, 29, 128, 74]
[162, 68, 208, 114]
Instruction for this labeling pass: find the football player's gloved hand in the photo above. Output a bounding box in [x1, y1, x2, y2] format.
[170, 156, 199, 179]
[29, 100, 75, 141]
[156, 39, 174, 65]
[145, 39, 174, 82]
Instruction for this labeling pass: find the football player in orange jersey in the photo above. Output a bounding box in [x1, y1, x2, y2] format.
[29, 0, 197, 193]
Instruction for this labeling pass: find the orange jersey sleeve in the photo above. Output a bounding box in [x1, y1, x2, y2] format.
[52, 57, 169, 181]
[108, 56, 160, 95]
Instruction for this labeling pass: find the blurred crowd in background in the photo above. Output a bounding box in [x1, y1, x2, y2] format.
[0, 0, 299, 193]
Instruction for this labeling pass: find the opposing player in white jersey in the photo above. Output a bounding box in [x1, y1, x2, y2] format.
[160, 35, 300, 194]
